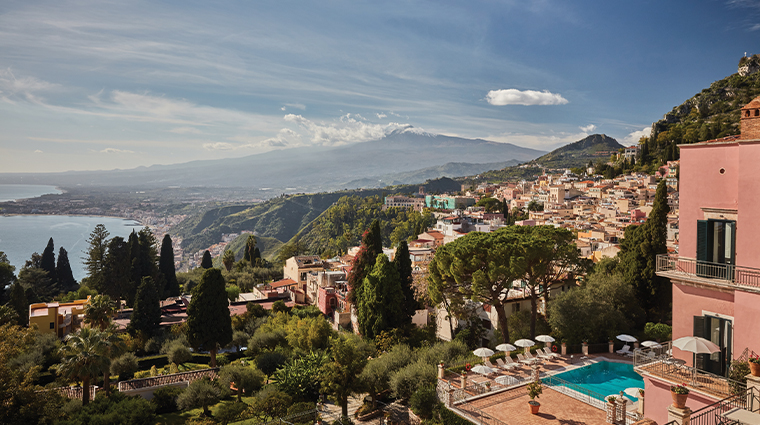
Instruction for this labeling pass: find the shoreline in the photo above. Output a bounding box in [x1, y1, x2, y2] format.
[0, 213, 145, 227]
[0, 184, 65, 203]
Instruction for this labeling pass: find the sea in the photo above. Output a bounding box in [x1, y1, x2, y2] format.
[0, 185, 143, 281]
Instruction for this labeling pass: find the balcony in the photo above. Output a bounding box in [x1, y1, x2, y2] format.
[656, 254, 760, 293]
[633, 341, 745, 401]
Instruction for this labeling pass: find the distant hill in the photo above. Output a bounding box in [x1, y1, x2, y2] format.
[175, 177, 461, 254]
[528, 134, 624, 168]
[0, 129, 543, 193]
[343, 160, 522, 188]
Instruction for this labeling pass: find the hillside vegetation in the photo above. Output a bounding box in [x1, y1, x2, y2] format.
[643, 55, 760, 166]
[175, 178, 461, 255]
[283, 195, 435, 258]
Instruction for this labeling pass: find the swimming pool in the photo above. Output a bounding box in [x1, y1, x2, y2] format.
[551, 360, 644, 401]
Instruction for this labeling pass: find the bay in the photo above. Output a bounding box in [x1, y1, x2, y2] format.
[0, 184, 62, 202]
[0, 215, 143, 281]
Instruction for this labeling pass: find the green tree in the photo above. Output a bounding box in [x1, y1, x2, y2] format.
[40, 238, 57, 289]
[0, 251, 16, 299]
[128, 277, 161, 336]
[428, 228, 524, 344]
[220, 364, 265, 402]
[320, 334, 373, 418]
[110, 352, 138, 381]
[359, 344, 413, 409]
[518, 225, 585, 337]
[102, 236, 131, 302]
[244, 235, 257, 263]
[9, 283, 28, 326]
[285, 315, 333, 352]
[177, 377, 223, 417]
[526, 200, 544, 212]
[618, 179, 670, 320]
[200, 250, 213, 269]
[475, 197, 501, 213]
[56, 247, 78, 294]
[272, 351, 326, 402]
[84, 294, 116, 330]
[57, 327, 111, 405]
[347, 219, 382, 304]
[357, 254, 406, 339]
[394, 240, 418, 323]
[159, 234, 180, 297]
[83, 224, 110, 291]
[222, 250, 236, 272]
[186, 268, 233, 367]
[547, 272, 644, 344]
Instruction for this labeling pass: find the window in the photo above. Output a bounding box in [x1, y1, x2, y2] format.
[694, 315, 732, 376]
[696, 219, 736, 279]
[511, 303, 520, 313]
[50, 322, 55, 329]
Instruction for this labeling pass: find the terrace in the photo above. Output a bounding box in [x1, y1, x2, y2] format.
[656, 254, 760, 293]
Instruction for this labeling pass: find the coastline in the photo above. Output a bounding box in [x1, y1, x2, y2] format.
[0, 213, 145, 227]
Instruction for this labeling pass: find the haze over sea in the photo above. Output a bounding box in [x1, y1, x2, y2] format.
[0, 185, 143, 281]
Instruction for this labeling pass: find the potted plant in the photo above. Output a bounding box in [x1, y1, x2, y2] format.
[750, 354, 760, 377]
[485, 381, 491, 392]
[527, 381, 542, 414]
[670, 383, 689, 408]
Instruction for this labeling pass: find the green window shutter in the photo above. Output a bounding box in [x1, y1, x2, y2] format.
[696, 220, 708, 261]
[693, 315, 707, 369]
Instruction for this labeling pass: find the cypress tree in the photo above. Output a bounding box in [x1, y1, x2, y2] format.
[618, 179, 670, 320]
[393, 240, 417, 325]
[186, 268, 233, 367]
[127, 231, 142, 305]
[201, 250, 213, 269]
[137, 227, 158, 279]
[40, 238, 57, 287]
[159, 235, 180, 297]
[56, 247, 78, 294]
[103, 236, 131, 302]
[83, 224, 110, 291]
[128, 277, 161, 336]
[347, 220, 382, 305]
[244, 235, 256, 263]
[357, 254, 405, 339]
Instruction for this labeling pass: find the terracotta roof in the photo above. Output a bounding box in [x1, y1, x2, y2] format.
[742, 96, 760, 110]
[270, 278, 297, 288]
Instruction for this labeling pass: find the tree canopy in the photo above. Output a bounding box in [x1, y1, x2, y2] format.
[186, 268, 233, 367]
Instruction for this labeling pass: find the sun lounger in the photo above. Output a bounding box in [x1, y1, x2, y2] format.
[536, 349, 551, 361]
[484, 359, 499, 371]
[524, 351, 537, 362]
[544, 347, 560, 359]
[517, 354, 532, 364]
[496, 358, 517, 370]
[616, 344, 632, 356]
[504, 356, 522, 368]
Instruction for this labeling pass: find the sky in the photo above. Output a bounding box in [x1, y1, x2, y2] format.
[1, 0, 759, 173]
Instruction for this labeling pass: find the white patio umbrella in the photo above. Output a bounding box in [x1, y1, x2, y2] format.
[673, 336, 721, 385]
[514, 339, 535, 348]
[624, 387, 644, 399]
[536, 335, 555, 348]
[471, 365, 496, 375]
[495, 343, 517, 353]
[641, 341, 661, 348]
[616, 334, 638, 343]
[473, 347, 495, 358]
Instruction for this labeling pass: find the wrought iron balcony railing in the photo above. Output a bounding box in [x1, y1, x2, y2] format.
[656, 254, 760, 290]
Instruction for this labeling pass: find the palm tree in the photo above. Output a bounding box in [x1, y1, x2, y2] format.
[222, 250, 235, 272]
[84, 294, 117, 330]
[100, 327, 126, 396]
[57, 328, 110, 405]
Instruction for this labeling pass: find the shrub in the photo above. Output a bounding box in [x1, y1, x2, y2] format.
[409, 385, 439, 419]
[389, 360, 436, 399]
[111, 353, 139, 380]
[150, 365, 159, 377]
[60, 392, 155, 425]
[215, 401, 248, 425]
[272, 300, 290, 314]
[250, 386, 292, 419]
[729, 360, 751, 394]
[134, 370, 151, 379]
[256, 351, 288, 377]
[161, 340, 193, 365]
[177, 378, 223, 416]
[151, 385, 185, 414]
[287, 401, 316, 415]
[217, 353, 230, 366]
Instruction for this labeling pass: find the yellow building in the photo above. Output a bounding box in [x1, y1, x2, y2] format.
[29, 297, 90, 338]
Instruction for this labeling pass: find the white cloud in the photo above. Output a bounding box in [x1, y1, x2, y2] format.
[100, 148, 135, 154]
[0, 68, 58, 103]
[376, 113, 387, 119]
[283, 113, 413, 146]
[580, 124, 596, 133]
[485, 89, 569, 106]
[169, 126, 202, 134]
[34, 149, 43, 153]
[284, 103, 305, 110]
[623, 126, 652, 145]
[203, 142, 236, 150]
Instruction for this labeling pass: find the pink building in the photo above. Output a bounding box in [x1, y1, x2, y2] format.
[639, 96, 760, 424]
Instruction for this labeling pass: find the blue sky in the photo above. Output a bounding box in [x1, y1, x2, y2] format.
[1, 0, 759, 173]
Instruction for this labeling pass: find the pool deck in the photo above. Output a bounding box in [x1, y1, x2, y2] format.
[445, 353, 638, 424]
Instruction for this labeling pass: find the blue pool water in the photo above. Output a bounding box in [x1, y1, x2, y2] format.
[552, 361, 644, 401]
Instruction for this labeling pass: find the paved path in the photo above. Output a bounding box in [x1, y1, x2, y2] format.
[319, 395, 412, 424]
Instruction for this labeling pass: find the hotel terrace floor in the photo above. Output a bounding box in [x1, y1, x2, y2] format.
[441, 353, 638, 425]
